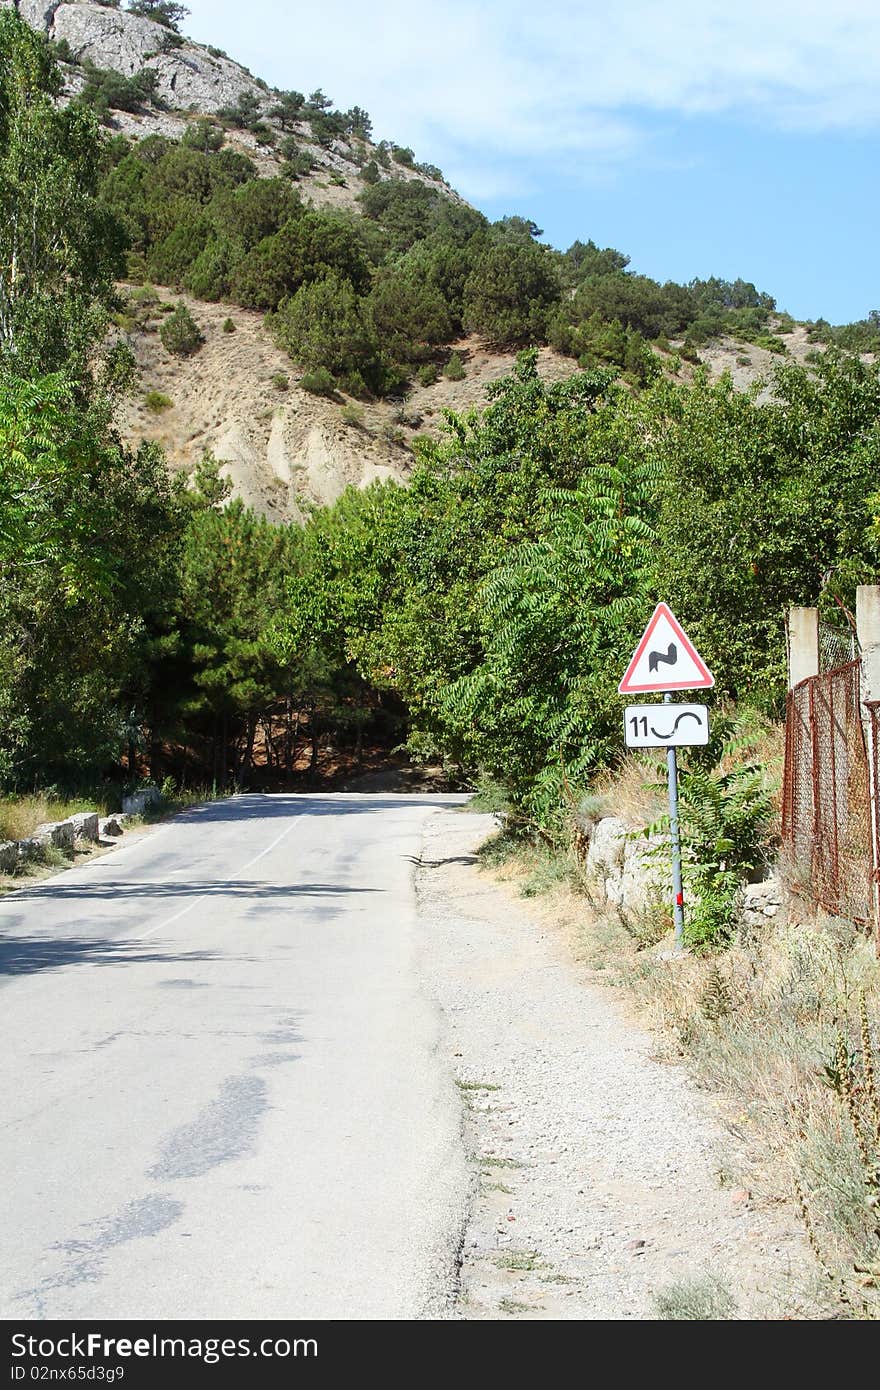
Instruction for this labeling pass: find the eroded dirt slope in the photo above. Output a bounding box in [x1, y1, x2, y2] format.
[120, 292, 577, 518]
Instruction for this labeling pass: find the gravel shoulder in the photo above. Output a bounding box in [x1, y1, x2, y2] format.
[417, 808, 811, 1320]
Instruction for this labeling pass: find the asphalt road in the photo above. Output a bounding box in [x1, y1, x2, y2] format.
[0, 793, 471, 1320]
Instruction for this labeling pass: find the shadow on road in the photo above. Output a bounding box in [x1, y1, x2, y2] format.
[6, 880, 380, 902]
[0, 938, 222, 978]
[176, 793, 469, 824]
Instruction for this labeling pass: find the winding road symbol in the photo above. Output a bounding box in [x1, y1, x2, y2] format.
[649, 709, 701, 741]
[648, 642, 678, 673]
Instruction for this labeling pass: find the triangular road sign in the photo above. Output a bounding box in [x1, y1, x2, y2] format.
[619, 603, 714, 694]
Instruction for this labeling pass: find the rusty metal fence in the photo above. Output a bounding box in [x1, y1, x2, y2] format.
[782, 659, 876, 925]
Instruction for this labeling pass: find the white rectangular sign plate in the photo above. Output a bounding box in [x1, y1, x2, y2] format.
[624, 703, 710, 749]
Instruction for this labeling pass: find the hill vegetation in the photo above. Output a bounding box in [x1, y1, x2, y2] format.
[95, 126, 793, 396]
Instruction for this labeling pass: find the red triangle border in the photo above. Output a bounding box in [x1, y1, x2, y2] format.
[618, 602, 714, 694]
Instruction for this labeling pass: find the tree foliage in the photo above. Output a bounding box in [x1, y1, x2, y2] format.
[462, 243, 561, 346]
[270, 272, 385, 396]
[127, 2, 190, 31]
[0, 13, 126, 377]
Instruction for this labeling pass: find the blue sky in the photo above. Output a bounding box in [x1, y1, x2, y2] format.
[182, 0, 879, 323]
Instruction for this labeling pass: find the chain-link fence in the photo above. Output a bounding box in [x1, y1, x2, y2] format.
[782, 659, 875, 925]
[818, 620, 858, 674]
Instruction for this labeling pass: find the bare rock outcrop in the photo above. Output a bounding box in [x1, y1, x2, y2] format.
[3, 2, 267, 116]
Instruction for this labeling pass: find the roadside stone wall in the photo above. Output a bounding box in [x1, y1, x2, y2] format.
[583, 812, 784, 931]
[583, 815, 666, 919]
[0, 809, 130, 876]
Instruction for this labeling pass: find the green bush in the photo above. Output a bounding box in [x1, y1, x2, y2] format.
[51, 37, 76, 64]
[147, 29, 184, 54]
[416, 362, 438, 386]
[752, 334, 788, 355]
[77, 63, 163, 122]
[300, 367, 338, 397]
[282, 152, 317, 181]
[230, 209, 369, 313]
[125, 251, 148, 284]
[147, 212, 212, 284]
[676, 757, 775, 951]
[222, 316, 235, 333]
[368, 266, 454, 363]
[565, 272, 694, 340]
[159, 300, 204, 356]
[270, 92, 305, 129]
[443, 351, 465, 380]
[815, 312, 880, 353]
[462, 242, 561, 346]
[182, 119, 224, 154]
[271, 372, 289, 390]
[127, 2, 189, 30]
[183, 237, 242, 302]
[217, 89, 262, 131]
[269, 271, 385, 395]
[340, 403, 365, 427]
[143, 390, 172, 412]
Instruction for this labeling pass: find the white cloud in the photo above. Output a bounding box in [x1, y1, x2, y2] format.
[184, 0, 880, 197]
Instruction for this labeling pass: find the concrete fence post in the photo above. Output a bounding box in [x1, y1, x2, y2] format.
[787, 607, 819, 689]
[856, 585, 880, 944]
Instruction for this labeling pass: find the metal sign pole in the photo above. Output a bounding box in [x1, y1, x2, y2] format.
[620, 604, 712, 954]
[664, 693, 685, 950]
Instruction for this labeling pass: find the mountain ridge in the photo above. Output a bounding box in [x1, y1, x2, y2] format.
[1, 0, 461, 215]
[5, 1, 866, 522]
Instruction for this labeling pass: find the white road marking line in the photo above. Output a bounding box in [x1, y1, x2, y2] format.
[138, 894, 207, 940]
[137, 811, 306, 940]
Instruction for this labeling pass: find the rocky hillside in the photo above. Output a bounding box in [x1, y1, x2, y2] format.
[4, 2, 847, 521]
[120, 286, 819, 519]
[2, 1, 459, 214]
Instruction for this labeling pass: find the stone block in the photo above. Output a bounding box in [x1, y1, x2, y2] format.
[34, 820, 75, 850]
[739, 875, 784, 926]
[585, 817, 628, 881]
[68, 811, 100, 842]
[16, 837, 45, 862]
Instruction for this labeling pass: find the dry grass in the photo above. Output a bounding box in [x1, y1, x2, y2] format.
[567, 890, 880, 1313]
[653, 1273, 738, 1320]
[584, 707, 785, 835]
[480, 733, 879, 1316]
[474, 705, 880, 1313]
[0, 794, 113, 843]
[587, 753, 667, 826]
